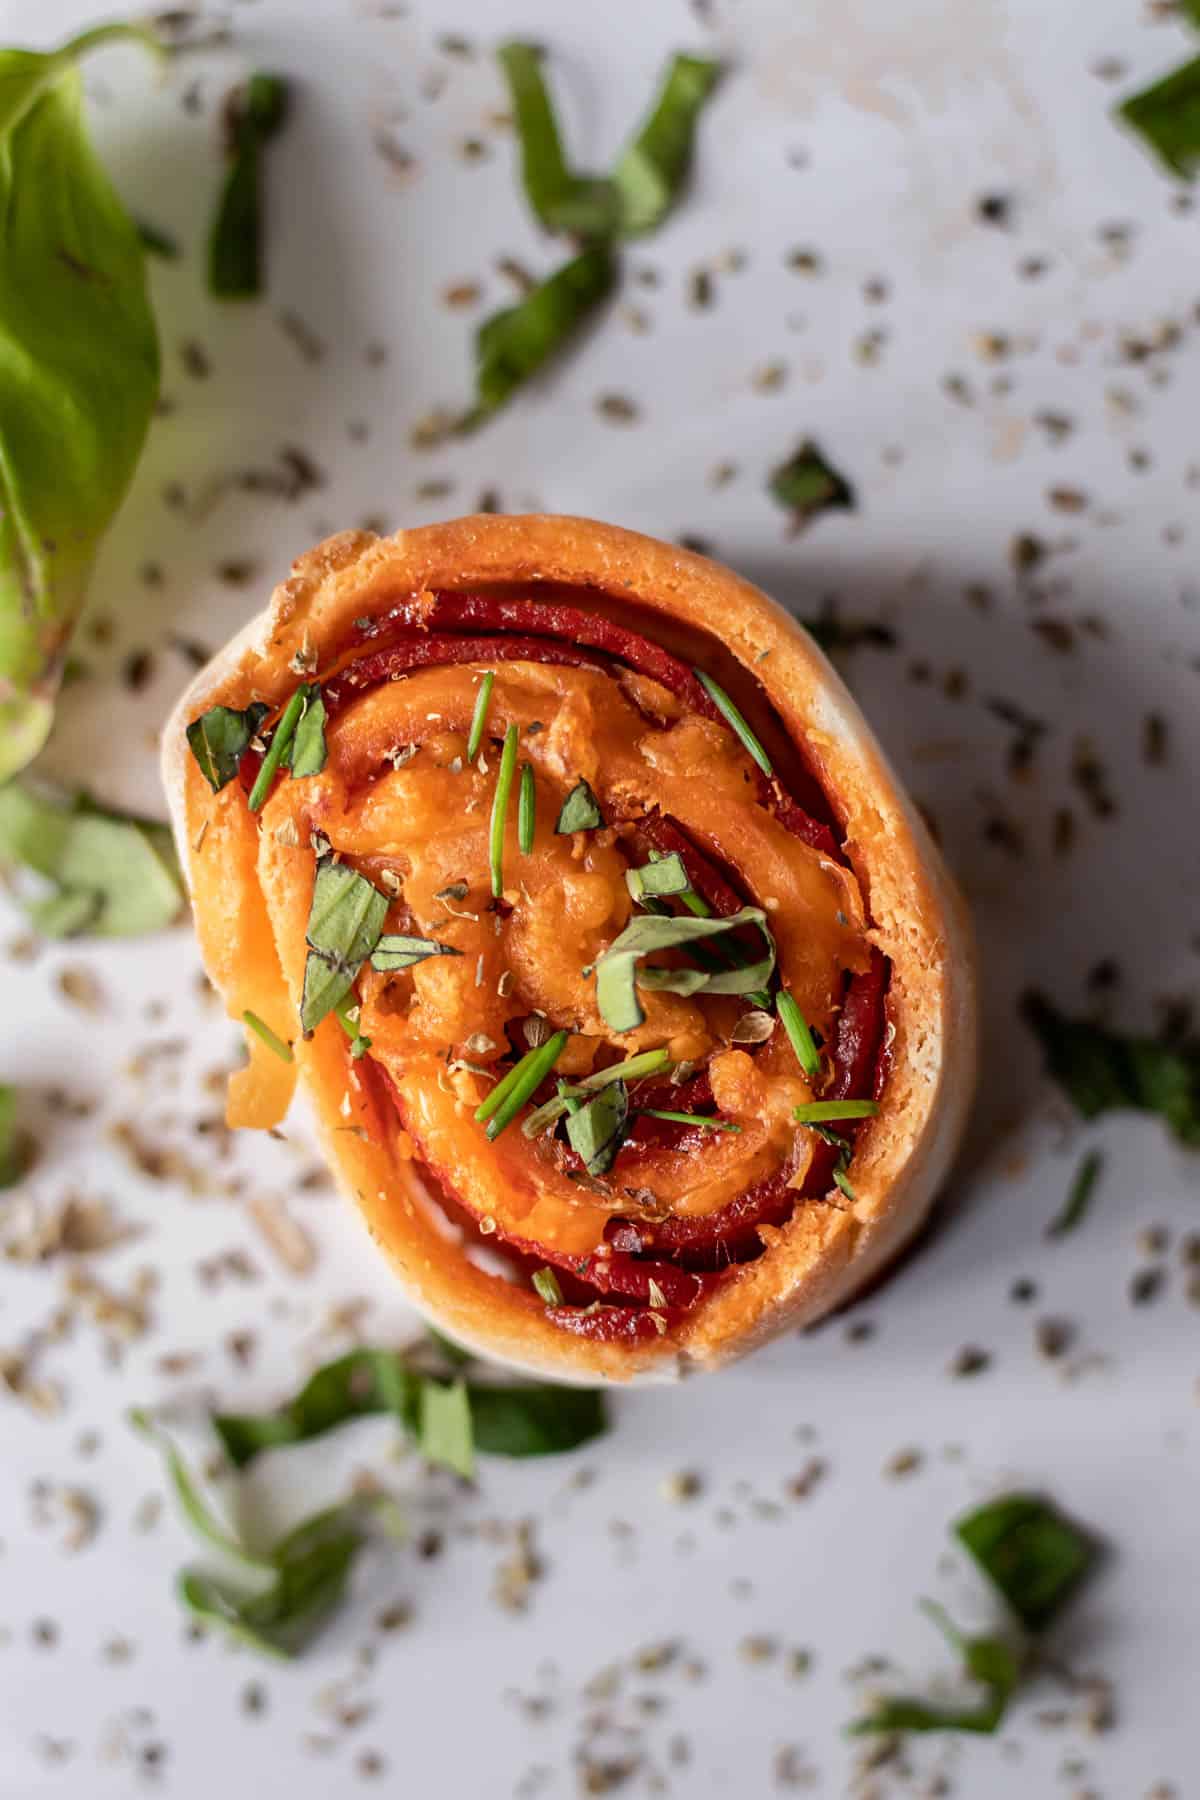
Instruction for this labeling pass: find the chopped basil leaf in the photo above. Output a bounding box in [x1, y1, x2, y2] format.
[497, 42, 619, 238]
[693, 669, 774, 776]
[186, 701, 270, 792]
[464, 243, 617, 426]
[565, 1080, 630, 1175]
[0, 783, 182, 938]
[471, 1382, 606, 1456]
[300, 858, 389, 1034]
[1117, 54, 1200, 177]
[626, 851, 689, 903]
[242, 1010, 294, 1063]
[209, 72, 289, 299]
[532, 1266, 564, 1305]
[212, 1346, 607, 1469]
[595, 906, 775, 1032]
[555, 777, 605, 834]
[769, 439, 855, 526]
[177, 1508, 369, 1661]
[1022, 991, 1200, 1145]
[466, 670, 495, 761]
[0, 1086, 29, 1189]
[851, 1601, 1018, 1737]
[523, 1046, 672, 1136]
[418, 1377, 474, 1480]
[130, 1410, 268, 1574]
[287, 685, 327, 778]
[370, 934, 462, 972]
[612, 54, 722, 237]
[1047, 1147, 1104, 1239]
[955, 1493, 1097, 1633]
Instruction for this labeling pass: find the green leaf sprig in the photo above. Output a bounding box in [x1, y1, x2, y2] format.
[0, 782, 181, 938]
[1023, 991, 1200, 1146]
[209, 72, 289, 298]
[0, 22, 161, 780]
[464, 44, 721, 425]
[851, 1492, 1098, 1737]
[594, 905, 775, 1033]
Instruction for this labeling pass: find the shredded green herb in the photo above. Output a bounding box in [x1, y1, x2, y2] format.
[776, 990, 822, 1079]
[370, 934, 462, 972]
[532, 1266, 564, 1305]
[1047, 1147, 1104, 1238]
[465, 243, 617, 428]
[518, 761, 536, 854]
[596, 906, 775, 1032]
[851, 1601, 1019, 1737]
[186, 702, 270, 793]
[209, 72, 289, 299]
[626, 852, 690, 904]
[212, 1345, 607, 1467]
[0, 783, 181, 938]
[693, 669, 773, 776]
[612, 54, 722, 236]
[475, 1031, 569, 1138]
[1117, 53, 1200, 177]
[769, 439, 856, 527]
[0, 1086, 29, 1189]
[247, 687, 306, 812]
[300, 859, 389, 1034]
[793, 1099, 879, 1124]
[489, 722, 521, 897]
[1022, 991, 1200, 1145]
[497, 42, 619, 237]
[955, 1492, 1097, 1633]
[523, 1047, 672, 1136]
[555, 777, 604, 834]
[242, 1010, 294, 1064]
[565, 1080, 630, 1175]
[466, 670, 495, 762]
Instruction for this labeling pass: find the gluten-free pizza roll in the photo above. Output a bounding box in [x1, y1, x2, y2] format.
[163, 515, 976, 1382]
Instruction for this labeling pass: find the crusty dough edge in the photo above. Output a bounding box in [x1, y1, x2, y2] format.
[162, 515, 977, 1386]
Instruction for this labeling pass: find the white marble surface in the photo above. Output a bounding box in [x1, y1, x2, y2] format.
[1, 0, 1198, 1793]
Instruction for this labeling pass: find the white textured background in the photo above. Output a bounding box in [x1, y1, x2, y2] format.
[1, 0, 1198, 1794]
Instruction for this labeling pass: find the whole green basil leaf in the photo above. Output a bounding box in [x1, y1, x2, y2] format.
[0, 24, 161, 781]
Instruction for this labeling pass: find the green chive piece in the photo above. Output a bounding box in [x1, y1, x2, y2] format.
[637, 1109, 741, 1133]
[693, 668, 773, 777]
[518, 761, 536, 855]
[334, 995, 371, 1059]
[242, 1010, 294, 1064]
[247, 687, 307, 812]
[466, 671, 495, 762]
[490, 722, 520, 898]
[480, 1031, 569, 1140]
[776, 991, 822, 1080]
[522, 1046, 672, 1137]
[1047, 1148, 1104, 1239]
[532, 1267, 563, 1306]
[793, 1099, 880, 1124]
[832, 1166, 856, 1201]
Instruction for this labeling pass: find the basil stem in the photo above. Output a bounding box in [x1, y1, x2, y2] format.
[489, 722, 520, 898]
[466, 670, 495, 762]
[247, 687, 306, 812]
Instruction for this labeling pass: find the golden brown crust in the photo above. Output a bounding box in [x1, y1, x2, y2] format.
[162, 515, 977, 1384]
